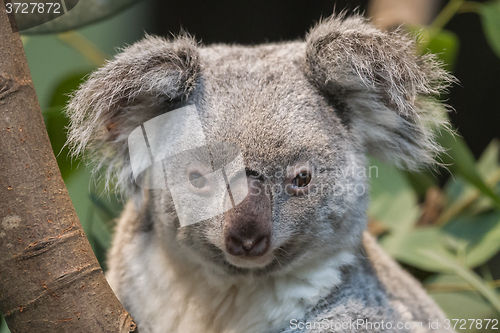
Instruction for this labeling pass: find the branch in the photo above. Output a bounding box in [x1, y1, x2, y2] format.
[368, 0, 438, 30]
[0, 3, 138, 332]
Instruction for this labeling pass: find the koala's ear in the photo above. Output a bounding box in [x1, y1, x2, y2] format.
[304, 14, 454, 170]
[65, 35, 200, 193]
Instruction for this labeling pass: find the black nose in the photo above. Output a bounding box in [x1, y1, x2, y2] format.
[225, 233, 270, 257]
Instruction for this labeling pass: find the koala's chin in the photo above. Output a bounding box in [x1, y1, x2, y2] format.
[224, 251, 275, 269]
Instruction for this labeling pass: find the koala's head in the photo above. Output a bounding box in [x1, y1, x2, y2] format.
[66, 15, 452, 276]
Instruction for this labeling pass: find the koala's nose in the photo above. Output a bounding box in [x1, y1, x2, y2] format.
[225, 232, 270, 257]
[223, 176, 272, 257]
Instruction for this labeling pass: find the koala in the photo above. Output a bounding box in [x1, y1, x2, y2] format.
[66, 14, 455, 333]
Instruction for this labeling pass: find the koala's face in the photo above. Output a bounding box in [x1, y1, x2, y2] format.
[150, 43, 367, 276]
[67, 16, 450, 276]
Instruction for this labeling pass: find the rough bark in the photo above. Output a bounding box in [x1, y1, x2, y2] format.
[0, 2, 138, 332]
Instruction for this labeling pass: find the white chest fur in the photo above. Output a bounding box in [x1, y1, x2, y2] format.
[110, 236, 355, 333]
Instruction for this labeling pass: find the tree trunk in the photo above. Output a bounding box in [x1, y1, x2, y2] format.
[0, 3, 138, 332]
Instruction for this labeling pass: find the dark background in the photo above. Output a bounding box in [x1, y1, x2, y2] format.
[150, 0, 500, 158]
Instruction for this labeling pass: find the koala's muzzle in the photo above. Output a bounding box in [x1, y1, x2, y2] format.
[224, 178, 271, 257]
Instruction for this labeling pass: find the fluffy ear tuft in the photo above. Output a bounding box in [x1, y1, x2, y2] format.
[305, 14, 455, 170]
[65, 34, 200, 194]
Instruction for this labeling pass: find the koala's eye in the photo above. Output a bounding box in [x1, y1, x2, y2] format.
[284, 164, 314, 196]
[189, 171, 207, 189]
[292, 171, 312, 188]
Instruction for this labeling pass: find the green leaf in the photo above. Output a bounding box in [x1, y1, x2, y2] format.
[479, 1, 500, 59]
[64, 167, 117, 268]
[477, 139, 500, 178]
[391, 227, 456, 272]
[42, 72, 89, 180]
[455, 139, 500, 204]
[90, 193, 120, 220]
[19, 0, 143, 34]
[443, 174, 473, 210]
[368, 157, 420, 229]
[368, 157, 421, 255]
[420, 250, 500, 314]
[48, 72, 89, 108]
[444, 213, 500, 267]
[438, 130, 500, 208]
[404, 170, 437, 198]
[43, 107, 74, 180]
[470, 139, 500, 213]
[440, 139, 500, 224]
[409, 25, 460, 69]
[426, 28, 460, 70]
[425, 274, 500, 331]
[0, 312, 11, 333]
[389, 211, 500, 272]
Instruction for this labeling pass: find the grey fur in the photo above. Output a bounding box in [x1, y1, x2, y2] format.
[66, 35, 200, 194]
[66, 14, 454, 333]
[304, 15, 453, 170]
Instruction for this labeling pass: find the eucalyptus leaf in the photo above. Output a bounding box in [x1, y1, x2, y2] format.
[441, 139, 500, 222]
[420, 250, 500, 314]
[42, 72, 89, 179]
[64, 167, 114, 267]
[425, 28, 459, 70]
[426, 274, 500, 332]
[43, 106, 74, 179]
[390, 227, 455, 272]
[48, 71, 89, 107]
[0, 313, 10, 333]
[387, 211, 500, 272]
[438, 130, 500, 208]
[477, 139, 500, 178]
[368, 157, 422, 256]
[444, 213, 500, 267]
[468, 139, 500, 213]
[408, 25, 459, 69]
[20, 0, 143, 34]
[405, 170, 437, 198]
[479, 1, 500, 59]
[368, 157, 419, 229]
[443, 174, 473, 208]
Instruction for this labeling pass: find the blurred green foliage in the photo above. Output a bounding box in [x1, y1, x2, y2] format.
[480, 1, 500, 59]
[370, 0, 500, 328]
[371, 137, 500, 328]
[1, 0, 500, 332]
